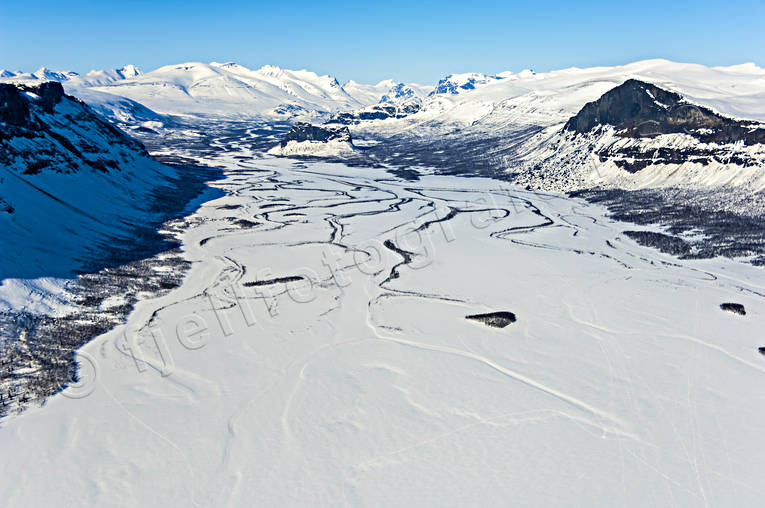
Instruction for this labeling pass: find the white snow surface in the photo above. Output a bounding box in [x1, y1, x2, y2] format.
[2, 154, 765, 507]
[2, 63, 432, 120]
[78, 63, 415, 118]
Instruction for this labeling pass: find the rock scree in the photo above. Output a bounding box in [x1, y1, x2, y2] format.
[720, 303, 746, 316]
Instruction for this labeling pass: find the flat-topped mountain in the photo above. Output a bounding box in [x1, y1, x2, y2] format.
[564, 78, 765, 145]
[279, 122, 352, 145]
[268, 122, 356, 156]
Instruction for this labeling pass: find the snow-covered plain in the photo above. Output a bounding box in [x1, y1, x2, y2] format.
[2, 149, 765, 506]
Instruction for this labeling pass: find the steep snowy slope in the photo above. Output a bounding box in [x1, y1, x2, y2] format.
[0, 81, 229, 418]
[1, 65, 167, 128]
[0, 81, 197, 280]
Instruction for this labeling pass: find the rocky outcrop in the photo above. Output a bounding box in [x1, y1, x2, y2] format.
[269, 122, 356, 157]
[379, 83, 418, 104]
[0, 81, 148, 175]
[565, 79, 765, 144]
[561, 79, 765, 173]
[0, 79, 202, 279]
[0, 83, 32, 125]
[279, 122, 352, 146]
[325, 82, 424, 125]
[465, 311, 517, 328]
[720, 303, 746, 316]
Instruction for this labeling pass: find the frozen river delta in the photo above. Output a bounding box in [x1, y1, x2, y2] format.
[2, 154, 765, 507]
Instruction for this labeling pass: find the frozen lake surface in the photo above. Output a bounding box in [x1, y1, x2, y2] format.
[2, 153, 765, 507]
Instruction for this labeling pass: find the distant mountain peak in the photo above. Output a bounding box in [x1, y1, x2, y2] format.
[117, 65, 142, 78]
[379, 83, 418, 104]
[258, 64, 284, 77]
[33, 67, 79, 81]
[429, 72, 501, 96]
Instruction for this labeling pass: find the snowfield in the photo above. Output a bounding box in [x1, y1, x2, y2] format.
[3, 58, 765, 506]
[2, 152, 765, 507]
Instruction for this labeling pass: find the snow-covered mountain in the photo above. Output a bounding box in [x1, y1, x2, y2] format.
[69, 64, 143, 86]
[3, 62, 433, 121]
[5, 59, 765, 193]
[343, 79, 432, 105]
[379, 82, 428, 104]
[267, 122, 356, 156]
[5, 59, 765, 506]
[0, 81, 197, 280]
[341, 59, 765, 192]
[0, 65, 167, 128]
[342, 78, 398, 104]
[1, 65, 142, 87]
[428, 71, 503, 95]
[0, 67, 81, 82]
[357, 60, 765, 130]
[508, 78, 765, 192]
[324, 81, 430, 124]
[79, 62, 398, 118]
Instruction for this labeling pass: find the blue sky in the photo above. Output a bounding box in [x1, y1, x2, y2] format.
[1, 0, 764, 84]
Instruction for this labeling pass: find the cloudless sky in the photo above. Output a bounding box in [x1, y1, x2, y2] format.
[1, 0, 764, 84]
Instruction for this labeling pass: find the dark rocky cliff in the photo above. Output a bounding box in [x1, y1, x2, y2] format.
[562, 79, 765, 173]
[1, 81, 148, 175]
[564, 79, 765, 145]
[280, 122, 352, 146]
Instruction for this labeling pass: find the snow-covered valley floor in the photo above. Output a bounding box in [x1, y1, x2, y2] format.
[2, 150, 765, 506]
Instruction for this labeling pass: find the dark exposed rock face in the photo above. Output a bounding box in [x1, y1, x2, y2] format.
[0, 81, 148, 175]
[35, 81, 66, 113]
[0, 82, 66, 125]
[720, 303, 746, 316]
[563, 79, 765, 173]
[565, 79, 765, 145]
[280, 122, 352, 146]
[465, 311, 517, 328]
[327, 102, 421, 125]
[0, 83, 32, 125]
